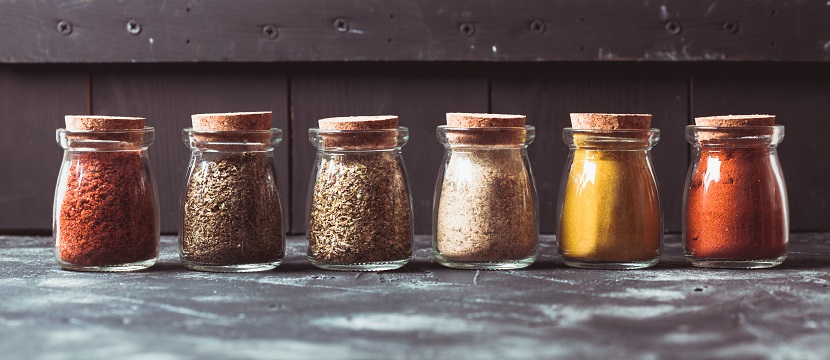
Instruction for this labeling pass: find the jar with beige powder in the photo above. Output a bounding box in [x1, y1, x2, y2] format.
[433, 113, 539, 269]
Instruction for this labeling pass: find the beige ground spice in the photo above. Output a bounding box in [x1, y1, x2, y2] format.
[436, 149, 537, 262]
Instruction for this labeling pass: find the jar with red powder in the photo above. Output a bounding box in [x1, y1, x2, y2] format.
[54, 116, 160, 271]
[683, 115, 788, 268]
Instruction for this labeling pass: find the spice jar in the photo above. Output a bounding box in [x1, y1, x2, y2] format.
[557, 113, 662, 269]
[180, 112, 285, 272]
[54, 116, 160, 271]
[684, 115, 788, 268]
[307, 116, 413, 271]
[433, 113, 538, 269]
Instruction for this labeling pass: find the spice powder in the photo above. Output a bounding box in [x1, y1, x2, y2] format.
[58, 151, 157, 266]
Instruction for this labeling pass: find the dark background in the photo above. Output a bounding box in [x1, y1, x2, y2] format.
[1, 0, 828, 235]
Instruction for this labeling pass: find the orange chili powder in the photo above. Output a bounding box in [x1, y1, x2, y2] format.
[685, 116, 787, 261]
[58, 151, 157, 266]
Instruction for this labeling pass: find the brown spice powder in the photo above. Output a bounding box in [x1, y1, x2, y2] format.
[436, 149, 537, 261]
[308, 152, 412, 264]
[182, 153, 284, 265]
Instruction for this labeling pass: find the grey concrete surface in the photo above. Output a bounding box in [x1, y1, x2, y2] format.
[1, 234, 829, 360]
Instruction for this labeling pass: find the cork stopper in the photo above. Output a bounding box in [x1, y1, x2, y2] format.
[695, 114, 775, 127]
[570, 113, 652, 130]
[447, 113, 526, 128]
[318, 116, 399, 149]
[444, 113, 527, 145]
[191, 111, 272, 131]
[65, 115, 145, 130]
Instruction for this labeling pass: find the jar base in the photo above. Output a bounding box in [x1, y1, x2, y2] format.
[434, 254, 536, 270]
[309, 258, 409, 272]
[182, 260, 282, 273]
[561, 257, 659, 270]
[686, 255, 786, 269]
[57, 257, 158, 272]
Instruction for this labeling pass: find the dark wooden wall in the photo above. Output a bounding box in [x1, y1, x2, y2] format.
[1, 1, 828, 234]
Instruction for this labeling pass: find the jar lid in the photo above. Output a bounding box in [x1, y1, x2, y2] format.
[444, 113, 527, 145]
[192, 111, 272, 131]
[317, 115, 399, 149]
[65, 115, 145, 130]
[695, 114, 775, 127]
[570, 113, 651, 130]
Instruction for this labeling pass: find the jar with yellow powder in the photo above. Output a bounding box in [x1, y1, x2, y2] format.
[557, 113, 662, 269]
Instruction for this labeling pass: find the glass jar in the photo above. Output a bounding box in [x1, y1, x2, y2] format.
[180, 127, 285, 272]
[54, 117, 160, 271]
[684, 117, 787, 268]
[557, 127, 662, 269]
[433, 125, 539, 269]
[307, 118, 413, 271]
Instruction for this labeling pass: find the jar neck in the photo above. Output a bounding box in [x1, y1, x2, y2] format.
[309, 126, 408, 151]
[686, 125, 784, 148]
[437, 125, 535, 147]
[57, 127, 154, 151]
[563, 128, 659, 150]
[183, 128, 282, 152]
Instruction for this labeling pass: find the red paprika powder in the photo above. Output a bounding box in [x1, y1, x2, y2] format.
[683, 115, 788, 268]
[54, 116, 160, 271]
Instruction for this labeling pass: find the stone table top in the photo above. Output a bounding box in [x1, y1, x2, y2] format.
[1, 234, 829, 359]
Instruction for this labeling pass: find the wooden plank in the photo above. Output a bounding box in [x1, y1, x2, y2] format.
[91, 65, 290, 234]
[0, 0, 828, 63]
[693, 63, 830, 232]
[492, 63, 689, 233]
[0, 65, 88, 232]
[290, 74, 488, 234]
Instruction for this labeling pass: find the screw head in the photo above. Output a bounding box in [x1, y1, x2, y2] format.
[460, 22, 476, 37]
[722, 21, 740, 34]
[530, 20, 546, 35]
[334, 18, 349, 33]
[262, 24, 279, 39]
[126, 20, 141, 35]
[664, 20, 682, 35]
[57, 20, 72, 36]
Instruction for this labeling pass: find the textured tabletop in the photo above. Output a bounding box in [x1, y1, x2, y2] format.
[1, 234, 829, 359]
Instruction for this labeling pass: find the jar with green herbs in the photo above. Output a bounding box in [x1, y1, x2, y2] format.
[307, 116, 413, 271]
[180, 112, 285, 272]
[557, 113, 662, 270]
[434, 113, 538, 269]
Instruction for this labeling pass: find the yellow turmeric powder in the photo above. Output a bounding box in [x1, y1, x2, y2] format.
[557, 114, 662, 269]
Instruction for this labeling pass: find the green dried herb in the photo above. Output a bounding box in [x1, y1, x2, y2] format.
[308, 152, 412, 264]
[182, 153, 283, 266]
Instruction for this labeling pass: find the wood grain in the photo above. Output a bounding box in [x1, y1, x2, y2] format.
[692, 63, 830, 232]
[290, 74, 488, 234]
[0, 65, 88, 232]
[91, 65, 290, 234]
[0, 1, 827, 63]
[492, 63, 689, 234]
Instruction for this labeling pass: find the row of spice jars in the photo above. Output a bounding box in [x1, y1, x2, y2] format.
[52, 112, 788, 272]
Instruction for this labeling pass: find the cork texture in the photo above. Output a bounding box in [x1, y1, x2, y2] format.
[318, 116, 398, 130]
[444, 113, 527, 146]
[318, 116, 399, 150]
[446, 113, 525, 128]
[65, 116, 145, 131]
[570, 113, 652, 130]
[695, 115, 776, 127]
[191, 112, 272, 131]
